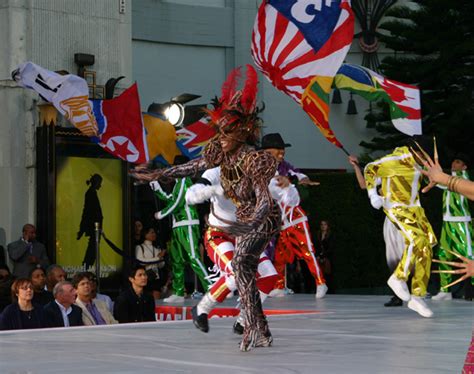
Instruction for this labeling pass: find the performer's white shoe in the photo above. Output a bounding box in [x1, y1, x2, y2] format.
[431, 291, 452, 301]
[387, 274, 411, 302]
[269, 289, 286, 298]
[408, 296, 433, 318]
[315, 284, 328, 299]
[163, 294, 185, 303]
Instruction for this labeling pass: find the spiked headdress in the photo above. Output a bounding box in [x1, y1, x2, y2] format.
[205, 64, 263, 144]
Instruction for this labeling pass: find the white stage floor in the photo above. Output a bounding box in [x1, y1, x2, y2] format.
[0, 295, 472, 373]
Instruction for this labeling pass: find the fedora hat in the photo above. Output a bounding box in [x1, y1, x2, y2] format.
[260, 133, 291, 149]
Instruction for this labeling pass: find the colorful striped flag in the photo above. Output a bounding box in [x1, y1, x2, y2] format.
[176, 118, 217, 159]
[334, 63, 422, 135]
[251, 0, 354, 148]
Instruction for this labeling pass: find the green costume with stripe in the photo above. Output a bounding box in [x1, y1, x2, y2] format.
[154, 178, 210, 296]
[437, 170, 474, 292]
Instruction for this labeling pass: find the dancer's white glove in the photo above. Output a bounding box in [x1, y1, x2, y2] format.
[186, 184, 223, 205]
[368, 188, 383, 210]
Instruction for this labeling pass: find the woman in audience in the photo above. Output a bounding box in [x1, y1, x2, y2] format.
[0, 278, 45, 330]
[0, 265, 13, 313]
[135, 226, 165, 299]
[30, 267, 54, 306]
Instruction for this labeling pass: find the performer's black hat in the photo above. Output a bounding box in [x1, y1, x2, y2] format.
[260, 133, 291, 149]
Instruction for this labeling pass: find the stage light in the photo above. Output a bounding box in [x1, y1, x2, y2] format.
[164, 102, 185, 126]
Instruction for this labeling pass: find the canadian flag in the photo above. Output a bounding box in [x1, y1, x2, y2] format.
[92, 84, 149, 163]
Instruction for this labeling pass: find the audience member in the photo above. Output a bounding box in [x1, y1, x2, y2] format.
[0, 245, 6, 268]
[114, 264, 156, 323]
[0, 278, 45, 330]
[0, 265, 13, 313]
[84, 271, 114, 313]
[7, 224, 50, 278]
[316, 220, 335, 293]
[133, 219, 144, 246]
[30, 267, 54, 306]
[46, 264, 67, 292]
[135, 226, 166, 299]
[43, 281, 83, 328]
[73, 272, 117, 326]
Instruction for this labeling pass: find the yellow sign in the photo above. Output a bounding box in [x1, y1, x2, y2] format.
[56, 156, 123, 277]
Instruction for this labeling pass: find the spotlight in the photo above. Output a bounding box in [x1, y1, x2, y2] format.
[164, 102, 185, 126]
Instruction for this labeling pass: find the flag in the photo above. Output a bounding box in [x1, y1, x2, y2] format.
[13, 62, 149, 163]
[334, 63, 422, 135]
[91, 84, 149, 163]
[142, 113, 181, 164]
[176, 118, 216, 159]
[251, 0, 354, 148]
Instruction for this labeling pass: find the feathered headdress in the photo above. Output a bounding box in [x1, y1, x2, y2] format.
[205, 64, 263, 143]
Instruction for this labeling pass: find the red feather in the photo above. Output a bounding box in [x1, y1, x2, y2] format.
[221, 67, 241, 105]
[241, 64, 258, 112]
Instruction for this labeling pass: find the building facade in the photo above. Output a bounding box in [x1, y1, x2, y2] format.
[0, 0, 395, 262]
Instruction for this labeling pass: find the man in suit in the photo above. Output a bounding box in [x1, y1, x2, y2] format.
[43, 281, 83, 327]
[73, 272, 117, 325]
[7, 224, 50, 278]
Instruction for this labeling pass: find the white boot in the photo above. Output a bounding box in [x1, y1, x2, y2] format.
[163, 294, 185, 303]
[408, 296, 433, 318]
[387, 274, 411, 302]
[269, 288, 286, 298]
[196, 293, 217, 316]
[431, 291, 452, 301]
[315, 283, 328, 299]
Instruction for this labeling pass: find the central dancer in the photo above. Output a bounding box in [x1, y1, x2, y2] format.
[132, 65, 280, 351]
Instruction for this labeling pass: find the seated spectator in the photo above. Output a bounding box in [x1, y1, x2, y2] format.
[30, 267, 54, 306]
[135, 226, 166, 299]
[84, 271, 114, 313]
[0, 278, 45, 330]
[0, 245, 6, 268]
[43, 281, 83, 328]
[0, 265, 13, 313]
[73, 272, 117, 326]
[7, 224, 50, 278]
[114, 264, 156, 323]
[46, 264, 67, 292]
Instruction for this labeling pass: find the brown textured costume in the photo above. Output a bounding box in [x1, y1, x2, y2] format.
[133, 65, 280, 351]
[154, 139, 280, 350]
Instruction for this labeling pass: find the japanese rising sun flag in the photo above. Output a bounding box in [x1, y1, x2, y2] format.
[251, 0, 354, 148]
[334, 64, 422, 136]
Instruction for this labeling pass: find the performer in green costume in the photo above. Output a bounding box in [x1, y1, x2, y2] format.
[150, 157, 209, 303]
[432, 154, 474, 301]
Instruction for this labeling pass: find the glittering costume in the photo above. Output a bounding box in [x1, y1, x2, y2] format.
[135, 65, 280, 351]
[151, 178, 210, 297]
[272, 160, 326, 293]
[437, 171, 474, 292]
[364, 146, 437, 298]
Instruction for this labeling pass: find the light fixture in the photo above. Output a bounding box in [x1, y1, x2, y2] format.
[164, 102, 185, 126]
[331, 88, 342, 104]
[148, 93, 203, 127]
[346, 92, 358, 115]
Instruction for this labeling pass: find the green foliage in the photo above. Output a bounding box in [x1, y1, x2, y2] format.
[300, 171, 445, 293]
[361, 1, 474, 165]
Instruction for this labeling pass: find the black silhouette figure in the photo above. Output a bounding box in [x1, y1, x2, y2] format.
[77, 174, 103, 270]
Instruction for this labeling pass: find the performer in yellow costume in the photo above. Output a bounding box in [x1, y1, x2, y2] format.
[364, 144, 437, 317]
